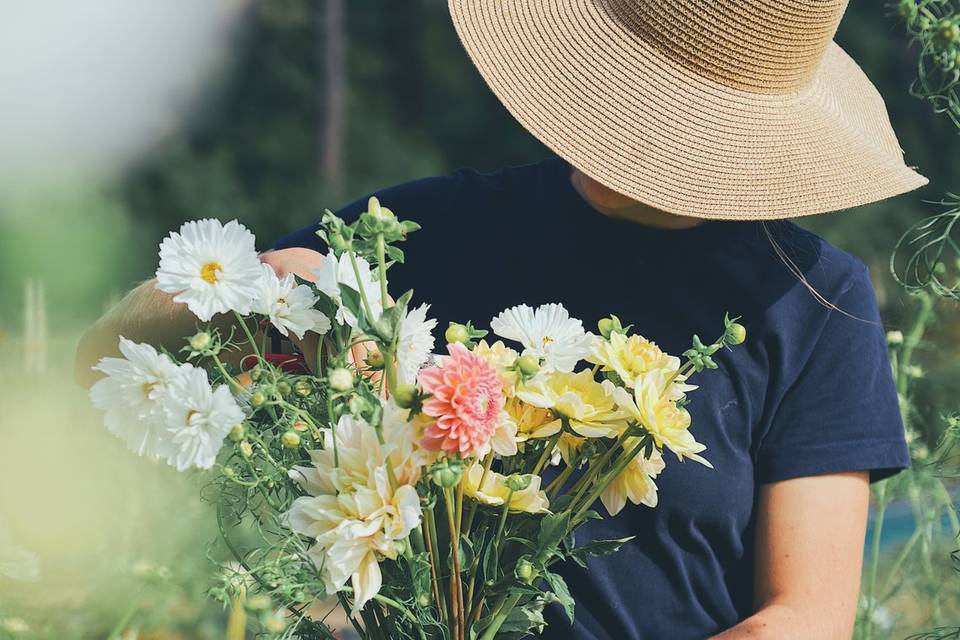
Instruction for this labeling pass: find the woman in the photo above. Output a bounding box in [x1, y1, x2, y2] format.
[77, 1, 926, 638]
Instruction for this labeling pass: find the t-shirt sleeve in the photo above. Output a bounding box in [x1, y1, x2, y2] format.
[755, 265, 910, 484]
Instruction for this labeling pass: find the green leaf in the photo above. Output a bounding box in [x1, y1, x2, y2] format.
[572, 536, 635, 559]
[542, 571, 575, 622]
[536, 512, 570, 557]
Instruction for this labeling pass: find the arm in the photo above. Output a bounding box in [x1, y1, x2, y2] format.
[711, 471, 870, 640]
[74, 247, 324, 388]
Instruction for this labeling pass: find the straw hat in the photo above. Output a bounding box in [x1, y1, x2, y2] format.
[448, 0, 928, 220]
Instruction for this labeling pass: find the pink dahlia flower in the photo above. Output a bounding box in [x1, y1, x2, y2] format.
[418, 343, 505, 457]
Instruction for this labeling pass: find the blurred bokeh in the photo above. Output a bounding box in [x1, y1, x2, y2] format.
[0, 0, 956, 637]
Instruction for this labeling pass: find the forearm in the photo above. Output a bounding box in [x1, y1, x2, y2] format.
[710, 602, 802, 639]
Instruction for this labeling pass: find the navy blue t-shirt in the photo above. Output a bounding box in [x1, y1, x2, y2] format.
[275, 157, 909, 639]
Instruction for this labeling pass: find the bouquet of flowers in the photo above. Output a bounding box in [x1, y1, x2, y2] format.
[89, 198, 745, 639]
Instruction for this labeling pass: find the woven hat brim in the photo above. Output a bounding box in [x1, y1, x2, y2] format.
[449, 0, 928, 220]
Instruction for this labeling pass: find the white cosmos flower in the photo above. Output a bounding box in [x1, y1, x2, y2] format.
[312, 252, 384, 329]
[253, 264, 331, 339]
[396, 304, 437, 385]
[285, 413, 422, 615]
[155, 219, 263, 321]
[162, 366, 244, 471]
[491, 303, 595, 373]
[90, 337, 181, 458]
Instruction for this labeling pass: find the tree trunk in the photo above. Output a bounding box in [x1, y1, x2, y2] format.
[320, 0, 346, 191]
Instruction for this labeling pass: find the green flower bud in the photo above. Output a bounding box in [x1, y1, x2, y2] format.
[328, 367, 355, 392]
[597, 317, 614, 338]
[249, 366, 263, 382]
[276, 381, 292, 398]
[294, 380, 313, 398]
[515, 558, 535, 583]
[886, 330, 904, 347]
[906, 365, 924, 379]
[898, 0, 918, 23]
[430, 458, 464, 488]
[516, 355, 540, 377]
[445, 323, 470, 345]
[502, 474, 533, 492]
[250, 390, 267, 408]
[222, 466, 236, 479]
[417, 592, 432, 607]
[247, 594, 272, 612]
[228, 423, 245, 442]
[393, 383, 418, 409]
[725, 323, 747, 346]
[281, 431, 301, 449]
[240, 441, 254, 458]
[937, 21, 960, 46]
[365, 350, 385, 369]
[348, 395, 372, 418]
[189, 331, 213, 352]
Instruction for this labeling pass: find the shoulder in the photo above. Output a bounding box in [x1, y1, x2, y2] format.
[762, 221, 872, 304]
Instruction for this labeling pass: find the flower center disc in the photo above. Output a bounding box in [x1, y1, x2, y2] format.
[200, 262, 223, 284]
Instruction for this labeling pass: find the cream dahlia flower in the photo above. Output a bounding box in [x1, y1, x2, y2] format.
[285, 413, 422, 615]
[515, 369, 627, 439]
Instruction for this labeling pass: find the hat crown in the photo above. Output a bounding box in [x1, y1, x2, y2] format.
[599, 0, 850, 93]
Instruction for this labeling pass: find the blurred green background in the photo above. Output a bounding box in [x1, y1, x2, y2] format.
[0, 1, 957, 638]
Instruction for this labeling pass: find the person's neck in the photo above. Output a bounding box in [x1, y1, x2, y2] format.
[570, 169, 703, 230]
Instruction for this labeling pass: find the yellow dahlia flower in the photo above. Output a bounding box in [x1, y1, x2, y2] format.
[515, 369, 627, 439]
[611, 373, 711, 467]
[590, 332, 682, 389]
[601, 445, 665, 516]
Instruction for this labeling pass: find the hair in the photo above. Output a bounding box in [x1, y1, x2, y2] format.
[761, 221, 875, 324]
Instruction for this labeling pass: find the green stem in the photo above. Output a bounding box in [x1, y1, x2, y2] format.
[478, 592, 524, 640]
[572, 437, 647, 523]
[347, 250, 377, 327]
[532, 432, 561, 476]
[233, 311, 262, 360]
[444, 488, 465, 640]
[374, 594, 427, 640]
[463, 452, 495, 535]
[545, 463, 577, 499]
[863, 481, 889, 640]
[107, 585, 145, 640]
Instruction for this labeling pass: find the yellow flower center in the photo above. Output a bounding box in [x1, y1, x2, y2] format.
[541, 335, 554, 347]
[200, 262, 223, 284]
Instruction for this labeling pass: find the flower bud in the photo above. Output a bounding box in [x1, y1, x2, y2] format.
[250, 390, 267, 408]
[292, 419, 309, 432]
[430, 458, 464, 488]
[502, 474, 533, 492]
[294, 380, 313, 398]
[222, 466, 236, 479]
[393, 383, 418, 409]
[417, 592, 432, 607]
[725, 323, 747, 345]
[515, 558, 535, 583]
[281, 431, 301, 449]
[247, 594, 272, 612]
[240, 441, 254, 458]
[898, 0, 918, 23]
[906, 365, 924, 379]
[365, 350, 385, 369]
[228, 423, 245, 442]
[937, 21, 960, 46]
[886, 330, 904, 347]
[189, 331, 213, 352]
[276, 381, 292, 398]
[348, 395, 372, 418]
[445, 323, 470, 345]
[328, 367, 355, 392]
[516, 355, 540, 377]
